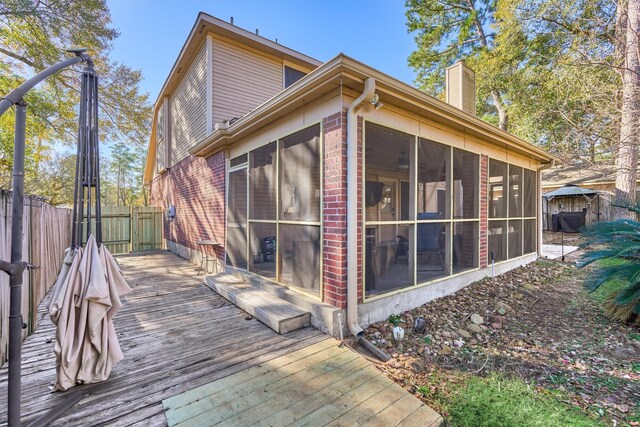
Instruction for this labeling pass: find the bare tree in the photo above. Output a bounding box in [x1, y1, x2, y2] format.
[615, 0, 640, 218]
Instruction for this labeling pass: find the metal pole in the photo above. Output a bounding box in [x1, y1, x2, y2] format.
[0, 56, 83, 117]
[71, 71, 88, 249]
[92, 74, 103, 246]
[85, 70, 93, 244]
[560, 210, 565, 262]
[8, 100, 27, 427]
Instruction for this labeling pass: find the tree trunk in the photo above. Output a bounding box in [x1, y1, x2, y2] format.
[614, 0, 640, 219]
[466, 0, 509, 131]
[491, 89, 509, 131]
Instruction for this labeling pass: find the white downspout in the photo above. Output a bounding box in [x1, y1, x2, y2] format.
[537, 159, 556, 256]
[346, 77, 376, 337]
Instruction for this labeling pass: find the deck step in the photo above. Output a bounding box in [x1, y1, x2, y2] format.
[204, 274, 311, 334]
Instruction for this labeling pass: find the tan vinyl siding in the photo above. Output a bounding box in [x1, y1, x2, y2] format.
[170, 43, 208, 166]
[156, 103, 167, 173]
[212, 37, 283, 124]
[461, 66, 476, 116]
[446, 62, 476, 116]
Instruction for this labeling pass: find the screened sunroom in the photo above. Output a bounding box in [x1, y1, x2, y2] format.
[225, 123, 323, 297]
[224, 117, 539, 303]
[363, 121, 538, 299]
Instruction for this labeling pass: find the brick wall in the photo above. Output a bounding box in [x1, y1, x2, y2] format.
[322, 112, 348, 308]
[150, 152, 226, 262]
[479, 154, 489, 268]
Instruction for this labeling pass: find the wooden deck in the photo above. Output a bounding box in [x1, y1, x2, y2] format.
[0, 251, 441, 426]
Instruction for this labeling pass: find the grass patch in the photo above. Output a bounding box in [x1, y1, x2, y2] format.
[590, 278, 626, 305]
[585, 258, 626, 305]
[446, 376, 603, 427]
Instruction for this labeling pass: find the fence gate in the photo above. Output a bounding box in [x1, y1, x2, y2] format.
[83, 206, 163, 255]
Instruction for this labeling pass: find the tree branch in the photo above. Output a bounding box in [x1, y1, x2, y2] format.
[0, 46, 36, 67]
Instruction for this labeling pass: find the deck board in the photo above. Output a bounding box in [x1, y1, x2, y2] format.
[0, 251, 442, 426]
[0, 251, 324, 426]
[163, 339, 442, 427]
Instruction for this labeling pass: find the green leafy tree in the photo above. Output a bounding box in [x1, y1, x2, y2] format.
[405, 0, 622, 162]
[27, 152, 77, 206]
[103, 142, 146, 207]
[578, 204, 640, 324]
[406, 0, 511, 131]
[0, 0, 151, 202]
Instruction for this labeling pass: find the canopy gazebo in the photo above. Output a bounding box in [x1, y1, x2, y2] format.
[542, 185, 600, 232]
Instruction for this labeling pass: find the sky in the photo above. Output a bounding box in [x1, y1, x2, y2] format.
[107, 0, 419, 103]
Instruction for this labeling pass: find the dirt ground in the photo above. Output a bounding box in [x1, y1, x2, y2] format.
[356, 258, 640, 425]
[543, 230, 587, 246]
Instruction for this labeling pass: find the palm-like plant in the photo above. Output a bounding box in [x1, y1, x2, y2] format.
[578, 205, 640, 324]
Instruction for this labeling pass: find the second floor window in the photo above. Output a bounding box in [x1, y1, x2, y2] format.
[284, 65, 306, 88]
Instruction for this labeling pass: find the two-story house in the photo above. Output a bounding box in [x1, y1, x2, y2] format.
[144, 13, 554, 337]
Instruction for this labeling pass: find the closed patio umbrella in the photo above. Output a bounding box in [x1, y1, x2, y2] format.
[46, 57, 131, 391]
[48, 236, 131, 390]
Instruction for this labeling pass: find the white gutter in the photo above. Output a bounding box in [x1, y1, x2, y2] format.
[346, 77, 376, 337]
[537, 159, 556, 256]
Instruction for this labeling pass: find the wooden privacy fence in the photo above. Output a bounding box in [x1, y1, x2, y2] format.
[82, 206, 163, 255]
[0, 200, 163, 366]
[0, 192, 72, 366]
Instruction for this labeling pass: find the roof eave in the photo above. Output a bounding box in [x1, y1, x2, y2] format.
[190, 54, 555, 164]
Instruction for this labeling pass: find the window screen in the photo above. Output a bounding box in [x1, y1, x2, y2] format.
[284, 66, 307, 88]
[249, 142, 277, 220]
[508, 220, 523, 258]
[453, 148, 478, 219]
[488, 220, 508, 262]
[279, 124, 321, 222]
[249, 222, 276, 279]
[227, 169, 247, 269]
[523, 219, 536, 254]
[523, 169, 537, 217]
[489, 160, 508, 218]
[509, 165, 522, 218]
[279, 224, 321, 295]
[418, 139, 450, 219]
[453, 221, 478, 273]
[230, 154, 247, 167]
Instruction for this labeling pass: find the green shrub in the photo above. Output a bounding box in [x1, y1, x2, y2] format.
[447, 376, 602, 427]
[578, 209, 640, 324]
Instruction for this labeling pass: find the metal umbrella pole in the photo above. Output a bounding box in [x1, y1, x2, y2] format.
[0, 49, 91, 427]
[71, 59, 102, 249]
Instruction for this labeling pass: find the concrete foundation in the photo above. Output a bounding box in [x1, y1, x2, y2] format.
[358, 254, 538, 326]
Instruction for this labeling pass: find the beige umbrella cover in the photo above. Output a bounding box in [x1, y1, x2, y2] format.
[48, 234, 132, 391]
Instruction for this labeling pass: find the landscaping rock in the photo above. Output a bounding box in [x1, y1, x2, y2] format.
[404, 357, 425, 372]
[440, 345, 452, 355]
[453, 339, 465, 348]
[488, 315, 505, 325]
[496, 302, 511, 314]
[413, 317, 427, 334]
[470, 314, 484, 324]
[467, 324, 483, 334]
[457, 329, 472, 339]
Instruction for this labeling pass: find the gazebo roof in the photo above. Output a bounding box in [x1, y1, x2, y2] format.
[543, 185, 598, 199]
